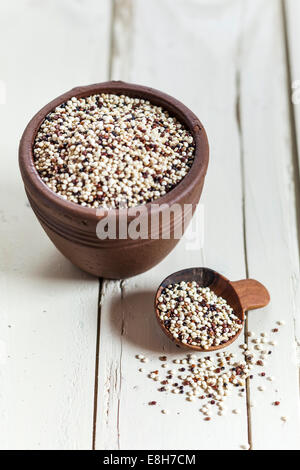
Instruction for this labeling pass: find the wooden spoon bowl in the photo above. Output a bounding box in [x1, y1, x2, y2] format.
[154, 267, 270, 351]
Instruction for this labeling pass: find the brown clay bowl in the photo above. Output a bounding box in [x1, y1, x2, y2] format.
[155, 267, 270, 351]
[19, 81, 209, 279]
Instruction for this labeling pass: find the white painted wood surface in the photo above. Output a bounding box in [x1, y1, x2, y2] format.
[0, 0, 299, 450]
[286, 0, 300, 183]
[238, 0, 300, 449]
[0, 0, 111, 450]
[285, 0, 300, 348]
[96, 0, 249, 450]
[96, 0, 300, 450]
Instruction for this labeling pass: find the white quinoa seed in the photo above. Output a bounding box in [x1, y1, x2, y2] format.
[137, 323, 281, 421]
[34, 93, 195, 208]
[157, 283, 243, 348]
[144, 349, 255, 418]
[241, 444, 250, 450]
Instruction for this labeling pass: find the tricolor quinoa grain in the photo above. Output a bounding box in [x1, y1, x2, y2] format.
[157, 282, 243, 348]
[33, 94, 195, 208]
[136, 321, 285, 424]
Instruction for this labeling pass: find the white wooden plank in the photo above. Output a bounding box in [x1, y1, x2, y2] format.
[0, 0, 111, 449]
[96, 0, 250, 450]
[285, 0, 300, 164]
[239, 0, 300, 449]
[285, 0, 300, 345]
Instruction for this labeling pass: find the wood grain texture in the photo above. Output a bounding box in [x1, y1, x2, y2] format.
[285, 0, 300, 170]
[0, 0, 299, 451]
[284, 0, 300, 347]
[95, 0, 300, 450]
[96, 0, 250, 450]
[0, 0, 111, 449]
[231, 279, 270, 311]
[238, 0, 300, 449]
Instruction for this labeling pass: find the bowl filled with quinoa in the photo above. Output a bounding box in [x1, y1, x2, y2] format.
[19, 81, 209, 278]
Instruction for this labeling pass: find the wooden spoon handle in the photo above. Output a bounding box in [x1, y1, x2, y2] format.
[230, 279, 270, 312]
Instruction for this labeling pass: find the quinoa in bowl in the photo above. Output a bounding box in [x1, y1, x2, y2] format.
[33, 93, 195, 209]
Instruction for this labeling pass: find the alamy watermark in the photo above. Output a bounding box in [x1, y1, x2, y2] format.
[95, 202, 204, 251]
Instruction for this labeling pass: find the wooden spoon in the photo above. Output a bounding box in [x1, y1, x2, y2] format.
[154, 267, 270, 351]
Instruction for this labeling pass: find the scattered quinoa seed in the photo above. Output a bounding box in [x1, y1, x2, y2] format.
[159, 356, 167, 361]
[135, 322, 283, 421]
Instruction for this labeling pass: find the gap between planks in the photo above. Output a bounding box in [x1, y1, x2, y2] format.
[92, 0, 300, 449]
[281, 5, 300, 409]
[92, 0, 118, 449]
[236, 0, 300, 448]
[108, 0, 117, 80]
[92, 278, 103, 449]
[117, 280, 126, 450]
[236, 69, 253, 451]
[235, 25, 252, 449]
[282, 0, 300, 412]
[281, 0, 300, 298]
[93, 0, 253, 449]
